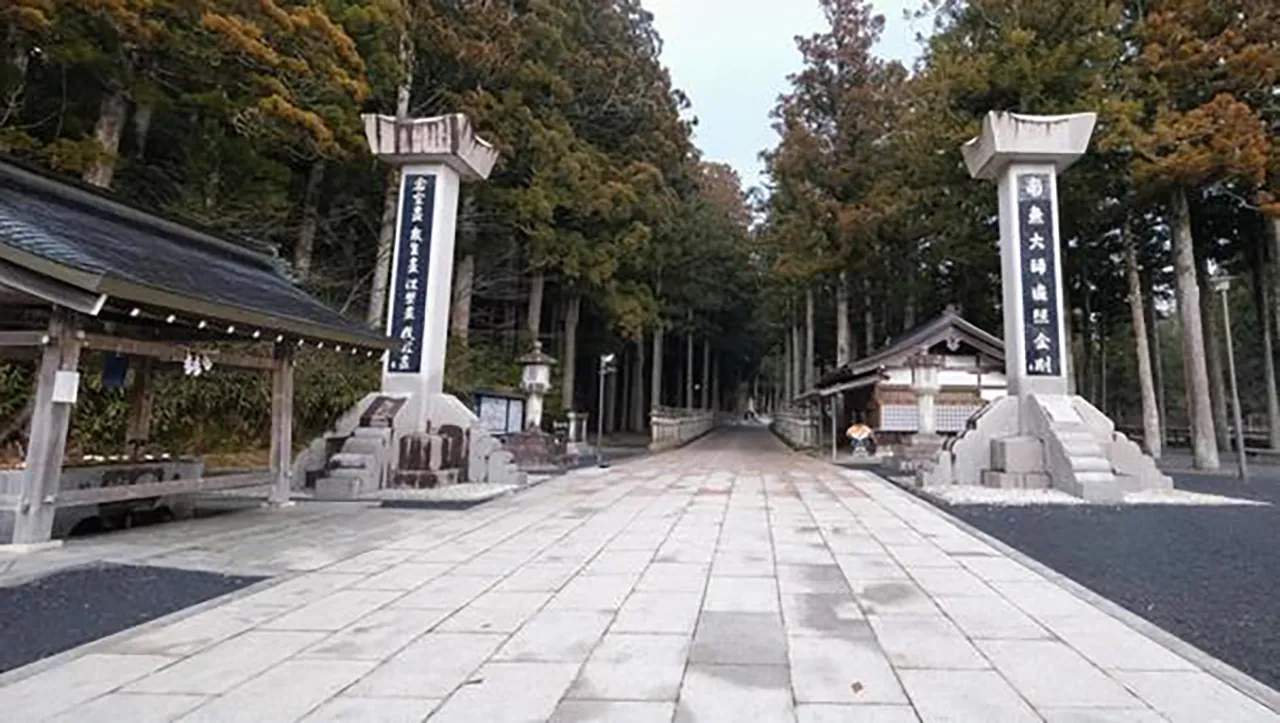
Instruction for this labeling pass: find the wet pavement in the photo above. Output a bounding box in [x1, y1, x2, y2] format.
[0, 427, 1276, 722]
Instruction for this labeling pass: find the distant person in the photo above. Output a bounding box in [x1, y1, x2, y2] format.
[846, 419, 876, 456]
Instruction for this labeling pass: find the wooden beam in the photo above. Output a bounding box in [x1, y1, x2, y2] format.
[268, 343, 295, 505]
[82, 333, 275, 370]
[10, 309, 82, 544]
[54, 472, 271, 507]
[0, 258, 105, 315]
[0, 331, 45, 347]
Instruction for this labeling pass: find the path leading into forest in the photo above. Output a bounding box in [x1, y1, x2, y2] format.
[0, 427, 1277, 722]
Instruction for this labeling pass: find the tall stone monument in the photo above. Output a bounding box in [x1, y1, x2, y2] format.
[920, 112, 1169, 500]
[298, 114, 523, 497]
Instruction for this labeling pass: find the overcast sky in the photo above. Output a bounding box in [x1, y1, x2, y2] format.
[642, 0, 929, 191]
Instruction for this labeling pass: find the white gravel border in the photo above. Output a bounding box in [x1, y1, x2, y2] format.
[920, 485, 1268, 507]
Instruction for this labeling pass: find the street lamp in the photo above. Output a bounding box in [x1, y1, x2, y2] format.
[597, 352, 617, 467]
[1211, 274, 1248, 481]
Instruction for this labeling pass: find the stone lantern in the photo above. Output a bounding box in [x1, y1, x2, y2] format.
[910, 352, 943, 438]
[517, 341, 556, 432]
[890, 351, 945, 472]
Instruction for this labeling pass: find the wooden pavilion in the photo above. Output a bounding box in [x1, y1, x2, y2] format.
[0, 158, 395, 546]
[809, 308, 1008, 443]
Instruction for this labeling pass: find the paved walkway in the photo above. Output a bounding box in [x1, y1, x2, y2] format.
[1, 427, 1277, 722]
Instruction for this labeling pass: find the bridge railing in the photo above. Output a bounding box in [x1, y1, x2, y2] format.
[650, 406, 716, 451]
[772, 407, 820, 449]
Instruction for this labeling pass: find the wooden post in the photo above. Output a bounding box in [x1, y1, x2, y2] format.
[10, 309, 82, 545]
[125, 356, 155, 452]
[269, 343, 295, 506]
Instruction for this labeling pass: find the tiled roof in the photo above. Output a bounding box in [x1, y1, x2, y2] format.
[0, 160, 391, 348]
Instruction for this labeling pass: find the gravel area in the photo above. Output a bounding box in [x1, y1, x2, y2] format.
[921, 484, 1266, 506]
[938, 473, 1280, 692]
[0, 563, 263, 673]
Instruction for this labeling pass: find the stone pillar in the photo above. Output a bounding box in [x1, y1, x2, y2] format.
[363, 114, 524, 488]
[923, 112, 1170, 499]
[365, 113, 498, 433]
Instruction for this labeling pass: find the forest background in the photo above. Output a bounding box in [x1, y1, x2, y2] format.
[1, 0, 1277, 471]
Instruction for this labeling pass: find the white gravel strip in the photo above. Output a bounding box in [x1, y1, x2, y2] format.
[922, 485, 1268, 507]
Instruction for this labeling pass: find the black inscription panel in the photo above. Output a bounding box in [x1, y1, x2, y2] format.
[1017, 173, 1061, 377]
[387, 173, 436, 374]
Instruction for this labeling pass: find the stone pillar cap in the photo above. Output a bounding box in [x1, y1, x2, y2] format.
[363, 113, 499, 181]
[961, 111, 1097, 180]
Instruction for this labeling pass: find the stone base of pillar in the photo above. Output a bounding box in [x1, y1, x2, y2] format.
[298, 392, 526, 500]
[918, 395, 1170, 500]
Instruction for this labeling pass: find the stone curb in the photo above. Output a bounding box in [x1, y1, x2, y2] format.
[877, 473, 1280, 716]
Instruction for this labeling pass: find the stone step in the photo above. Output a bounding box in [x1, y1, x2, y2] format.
[392, 468, 461, 489]
[329, 453, 372, 469]
[314, 476, 361, 500]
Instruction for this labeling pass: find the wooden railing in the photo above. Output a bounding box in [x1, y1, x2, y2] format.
[54, 471, 271, 507]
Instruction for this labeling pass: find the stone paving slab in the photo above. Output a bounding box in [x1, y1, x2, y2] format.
[0, 427, 1278, 722]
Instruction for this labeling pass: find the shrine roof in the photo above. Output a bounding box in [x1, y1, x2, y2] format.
[0, 159, 393, 350]
[812, 309, 1004, 395]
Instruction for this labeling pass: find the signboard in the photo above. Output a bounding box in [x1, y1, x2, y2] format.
[387, 173, 436, 374]
[476, 392, 525, 435]
[1017, 173, 1061, 377]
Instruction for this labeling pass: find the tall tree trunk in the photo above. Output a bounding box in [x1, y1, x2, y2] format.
[685, 326, 694, 409]
[526, 270, 545, 342]
[651, 324, 664, 410]
[784, 322, 794, 403]
[2, 28, 30, 127]
[620, 345, 630, 431]
[805, 287, 815, 390]
[561, 293, 580, 412]
[1125, 240, 1162, 459]
[701, 342, 711, 409]
[712, 355, 721, 413]
[366, 167, 400, 328]
[1171, 186, 1219, 469]
[836, 271, 851, 366]
[1143, 269, 1166, 445]
[83, 89, 128, 188]
[293, 160, 326, 281]
[366, 33, 414, 328]
[1196, 252, 1230, 451]
[791, 312, 803, 402]
[451, 193, 477, 344]
[604, 366, 616, 435]
[1269, 215, 1280, 448]
[131, 102, 154, 158]
[1252, 260, 1280, 449]
[631, 337, 645, 430]
[863, 279, 874, 355]
[1081, 307, 1095, 402]
[451, 255, 475, 344]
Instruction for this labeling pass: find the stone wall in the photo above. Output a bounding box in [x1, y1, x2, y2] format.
[650, 407, 716, 452]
